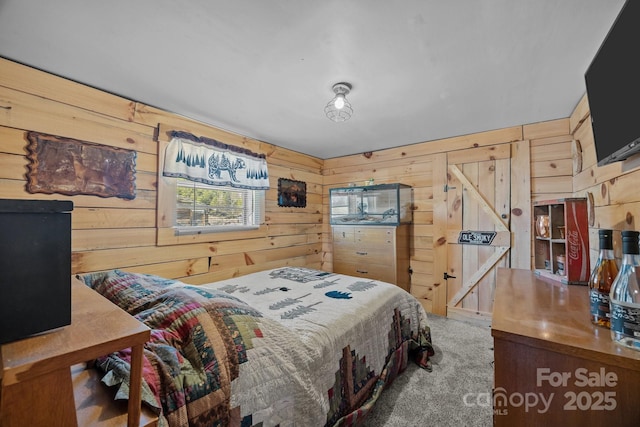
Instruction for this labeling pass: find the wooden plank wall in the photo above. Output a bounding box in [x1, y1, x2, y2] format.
[0, 58, 324, 284]
[570, 93, 640, 266]
[527, 119, 575, 202]
[526, 118, 575, 269]
[0, 57, 583, 315]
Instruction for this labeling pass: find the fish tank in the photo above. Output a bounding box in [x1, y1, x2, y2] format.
[329, 183, 412, 225]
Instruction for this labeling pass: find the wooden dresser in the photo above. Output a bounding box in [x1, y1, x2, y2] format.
[0, 277, 157, 427]
[332, 224, 410, 291]
[492, 268, 640, 426]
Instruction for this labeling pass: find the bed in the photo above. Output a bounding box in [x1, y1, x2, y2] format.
[79, 267, 434, 427]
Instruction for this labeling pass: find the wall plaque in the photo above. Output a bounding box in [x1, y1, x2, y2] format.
[26, 132, 136, 199]
[277, 178, 306, 208]
[457, 230, 497, 245]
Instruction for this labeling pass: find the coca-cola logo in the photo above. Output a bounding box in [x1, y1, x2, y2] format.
[567, 230, 581, 261]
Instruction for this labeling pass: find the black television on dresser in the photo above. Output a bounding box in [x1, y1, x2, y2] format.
[584, 0, 640, 167]
[0, 199, 73, 344]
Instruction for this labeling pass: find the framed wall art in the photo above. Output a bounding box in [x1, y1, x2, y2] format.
[277, 178, 306, 208]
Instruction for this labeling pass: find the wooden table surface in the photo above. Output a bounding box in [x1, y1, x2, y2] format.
[1, 277, 150, 384]
[1, 277, 151, 427]
[492, 268, 640, 426]
[492, 267, 640, 370]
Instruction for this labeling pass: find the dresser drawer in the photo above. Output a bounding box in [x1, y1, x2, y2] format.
[334, 245, 393, 265]
[351, 248, 390, 264]
[355, 227, 395, 245]
[334, 260, 395, 281]
[333, 226, 355, 244]
[353, 263, 396, 284]
[333, 260, 356, 276]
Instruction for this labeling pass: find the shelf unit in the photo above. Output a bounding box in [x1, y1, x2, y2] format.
[533, 198, 590, 285]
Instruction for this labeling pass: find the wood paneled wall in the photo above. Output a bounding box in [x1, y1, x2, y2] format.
[527, 119, 575, 202]
[570, 94, 640, 266]
[323, 120, 574, 313]
[0, 58, 324, 285]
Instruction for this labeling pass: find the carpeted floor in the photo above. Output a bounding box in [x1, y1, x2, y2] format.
[363, 314, 494, 427]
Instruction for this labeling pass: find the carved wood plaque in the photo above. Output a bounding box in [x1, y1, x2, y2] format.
[26, 132, 136, 199]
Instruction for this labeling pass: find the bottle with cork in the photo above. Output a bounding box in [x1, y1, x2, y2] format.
[589, 229, 619, 328]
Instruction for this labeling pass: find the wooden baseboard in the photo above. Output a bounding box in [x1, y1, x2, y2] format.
[446, 306, 492, 328]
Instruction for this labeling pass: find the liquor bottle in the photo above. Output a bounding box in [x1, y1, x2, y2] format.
[589, 229, 618, 328]
[609, 230, 640, 350]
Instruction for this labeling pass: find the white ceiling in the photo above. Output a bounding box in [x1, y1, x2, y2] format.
[0, 0, 626, 159]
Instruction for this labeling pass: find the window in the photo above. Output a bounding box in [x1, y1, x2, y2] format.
[158, 130, 269, 240]
[173, 178, 264, 234]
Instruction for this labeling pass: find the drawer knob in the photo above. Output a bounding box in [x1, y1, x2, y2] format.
[356, 270, 368, 274]
[356, 251, 368, 255]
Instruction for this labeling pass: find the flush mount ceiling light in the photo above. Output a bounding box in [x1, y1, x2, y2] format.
[324, 82, 353, 122]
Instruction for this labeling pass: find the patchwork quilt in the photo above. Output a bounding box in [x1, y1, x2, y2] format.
[80, 267, 434, 427]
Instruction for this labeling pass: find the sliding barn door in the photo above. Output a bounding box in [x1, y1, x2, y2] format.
[444, 145, 512, 323]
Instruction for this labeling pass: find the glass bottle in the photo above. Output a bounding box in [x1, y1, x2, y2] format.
[589, 229, 618, 328]
[536, 215, 550, 238]
[609, 230, 640, 350]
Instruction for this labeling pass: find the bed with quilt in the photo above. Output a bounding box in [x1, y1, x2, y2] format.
[79, 267, 434, 427]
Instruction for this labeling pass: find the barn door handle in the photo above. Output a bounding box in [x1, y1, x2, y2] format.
[443, 272, 457, 280]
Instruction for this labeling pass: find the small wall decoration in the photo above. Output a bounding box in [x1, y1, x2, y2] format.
[457, 230, 497, 245]
[278, 178, 306, 208]
[26, 131, 137, 199]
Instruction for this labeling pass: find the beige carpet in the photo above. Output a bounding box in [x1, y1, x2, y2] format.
[363, 314, 494, 427]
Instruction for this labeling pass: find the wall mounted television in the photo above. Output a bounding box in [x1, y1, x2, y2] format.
[584, 0, 640, 167]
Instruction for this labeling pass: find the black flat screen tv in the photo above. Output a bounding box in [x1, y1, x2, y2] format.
[584, 0, 640, 167]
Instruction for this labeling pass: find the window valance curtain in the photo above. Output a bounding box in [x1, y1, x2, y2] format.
[163, 131, 269, 190]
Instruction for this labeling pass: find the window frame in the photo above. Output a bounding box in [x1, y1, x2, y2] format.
[156, 136, 268, 246]
[172, 178, 264, 236]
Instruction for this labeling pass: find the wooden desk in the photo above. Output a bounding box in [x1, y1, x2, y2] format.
[492, 268, 640, 426]
[1, 277, 153, 427]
